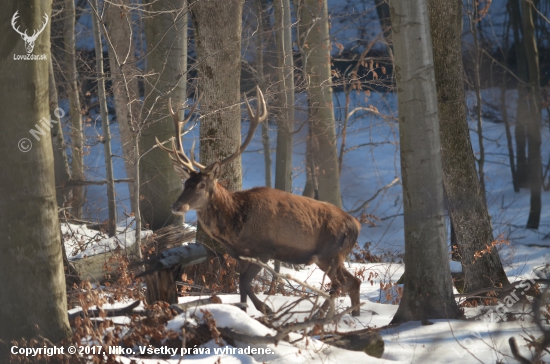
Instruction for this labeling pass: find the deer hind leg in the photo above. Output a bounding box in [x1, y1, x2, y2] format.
[338, 267, 361, 316]
[238, 260, 272, 316]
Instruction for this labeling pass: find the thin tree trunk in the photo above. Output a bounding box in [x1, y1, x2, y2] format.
[511, 0, 530, 188]
[133, 137, 143, 258]
[521, 0, 543, 229]
[254, 0, 272, 188]
[48, 56, 72, 207]
[469, 6, 487, 201]
[274, 0, 294, 195]
[390, 0, 460, 323]
[500, 6, 518, 192]
[295, 0, 342, 208]
[273, 0, 295, 275]
[64, 0, 84, 218]
[374, 0, 393, 57]
[91, 0, 117, 237]
[104, 0, 141, 211]
[141, 0, 187, 230]
[429, 0, 510, 293]
[0, 0, 71, 343]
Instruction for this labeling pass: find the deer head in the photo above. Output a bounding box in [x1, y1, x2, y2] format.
[155, 86, 267, 215]
[11, 11, 49, 54]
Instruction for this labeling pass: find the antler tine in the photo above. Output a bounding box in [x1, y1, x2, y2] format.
[172, 141, 196, 172]
[11, 11, 25, 37]
[219, 86, 267, 167]
[161, 97, 204, 173]
[189, 140, 207, 171]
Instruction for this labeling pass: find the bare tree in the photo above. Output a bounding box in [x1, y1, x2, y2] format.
[521, 0, 543, 229]
[187, 0, 245, 284]
[91, 0, 117, 236]
[274, 0, 294, 194]
[295, 0, 342, 208]
[63, 0, 84, 218]
[254, 0, 273, 188]
[0, 0, 71, 343]
[140, 0, 187, 230]
[429, 0, 510, 292]
[104, 0, 142, 210]
[48, 57, 72, 207]
[390, 0, 461, 323]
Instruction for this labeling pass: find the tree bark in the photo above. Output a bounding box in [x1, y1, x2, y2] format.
[64, 0, 84, 218]
[91, 0, 117, 237]
[274, 0, 294, 195]
[390, 0, 461, 323]
[191, 0, 245, 258]
[0, 0, 71, 343]
[295, 0, 342, 208]
[48, 56, 72, 207]
[521, 0, 542, 229]
[429, 0, 510, 292]
[140, 0, 187, 229]
[104, 0, 141, 211]
[511, 0, 530, 188]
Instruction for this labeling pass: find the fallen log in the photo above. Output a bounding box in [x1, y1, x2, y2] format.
[135, 243, 208, 278]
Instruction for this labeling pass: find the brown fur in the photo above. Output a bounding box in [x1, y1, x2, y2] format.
[173, 174, 362, 316]
[160, 88, 360, 315]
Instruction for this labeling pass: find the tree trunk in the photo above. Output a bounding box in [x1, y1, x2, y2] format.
[296, 0, 342, 208]
[390, 0, 460, 323]
[64, 0, 84, 218]
[0, 0, 71, 343]
[274, 0, 294, 194]
[429, 0, 510, 292]
[521, 0, 542, 229]
[140, 0, 187, 230]
[254, 0, 273, 188]
[190, 0, 245, 262]
[48, 56, 72, 207]
[91, 0, 117, 237]
[104, 0, 141, 211]
[374, 0, 393, 56]
[511, 0, 530, 189]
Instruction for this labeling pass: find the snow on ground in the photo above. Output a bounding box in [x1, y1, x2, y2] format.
[65, 86, 550, 363]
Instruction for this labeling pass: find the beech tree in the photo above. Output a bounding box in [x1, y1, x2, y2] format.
[189, 0, 245, 276]
[390, 0, 460, 323]
[0, 0, 71, 344]
[428, 0, 510, 291]
[140, 0, 187, 229]
[295, 0, 342, 208]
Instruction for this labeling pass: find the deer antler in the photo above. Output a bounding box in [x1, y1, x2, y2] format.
[218, 86, 267, 167]
[11, 11, 49, 40]
[155, 95, 202, 174]
[28, 13, 49, 41]
[11, 11, 27, 38]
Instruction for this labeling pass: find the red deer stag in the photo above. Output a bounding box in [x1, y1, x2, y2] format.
[156, 87, 361, 316]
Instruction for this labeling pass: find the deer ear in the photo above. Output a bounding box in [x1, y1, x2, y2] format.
[172, 163, 190, 180]
[206, 162, 221, 180]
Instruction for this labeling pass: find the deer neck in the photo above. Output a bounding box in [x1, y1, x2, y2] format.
[196, 183, 238, 241]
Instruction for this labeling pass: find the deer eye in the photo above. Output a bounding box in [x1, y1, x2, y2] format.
[197, 182, 206, 190]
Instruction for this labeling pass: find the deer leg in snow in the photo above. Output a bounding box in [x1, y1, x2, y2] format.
[238, 259, 272, 315]
[338, 267, 361, 316]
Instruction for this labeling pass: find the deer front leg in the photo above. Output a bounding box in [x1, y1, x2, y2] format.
[238, 260, 273, 316]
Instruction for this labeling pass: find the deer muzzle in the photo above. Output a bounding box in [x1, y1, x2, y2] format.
[171, 202, 190, 215]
